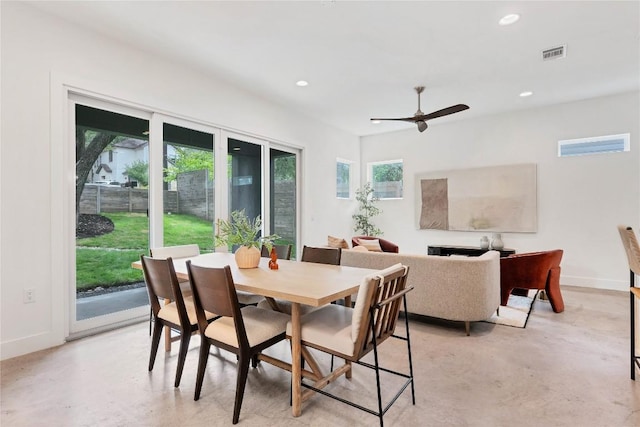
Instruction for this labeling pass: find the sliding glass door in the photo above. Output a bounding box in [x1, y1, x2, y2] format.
[71, 97, 151, 333]
[160, 122, 217, 253]
[224, 132, 299, 257]
[270, 147, 297, 258]
[68, 95, 298, 336]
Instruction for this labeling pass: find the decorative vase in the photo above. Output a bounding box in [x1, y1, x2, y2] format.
[491, 233, 504, 250]
[234, 245, 261, 269]
[480, 236, 490, 249]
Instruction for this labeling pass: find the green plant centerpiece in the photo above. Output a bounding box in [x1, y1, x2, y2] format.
[352, 182, 383, 236]
[215, 209, 279, 269]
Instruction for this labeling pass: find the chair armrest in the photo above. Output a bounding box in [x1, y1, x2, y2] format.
[374, 286, 414, 309]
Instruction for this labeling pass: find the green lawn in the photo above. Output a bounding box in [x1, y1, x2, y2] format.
[76, 212, 214, 289]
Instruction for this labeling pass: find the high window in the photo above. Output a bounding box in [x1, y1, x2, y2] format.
[368, 159, 403, 199]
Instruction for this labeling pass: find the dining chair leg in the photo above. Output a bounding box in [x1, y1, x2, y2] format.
[194, 341, 210, 401]
[174, 331, 191, 387]
[149, 320, 163, 371]
[403, 295, 416, 404]
[233, 354, 251, 424]
[149, 307, 153, 336]
[631, 271, 636, 380]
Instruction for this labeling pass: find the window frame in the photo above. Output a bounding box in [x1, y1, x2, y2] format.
[367, 159, 404, 200]
[336, 158, 354, 199]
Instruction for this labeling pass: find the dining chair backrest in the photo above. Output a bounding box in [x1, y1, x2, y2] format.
[186, 261, 248, 346]
[301, 245, 341, 265]
[351, 263, 410, 359]
[619, 225, 640, 276]
[140, 255, 190, 327]
[150, 244, 200, 260]
[261, 244, 293, 260]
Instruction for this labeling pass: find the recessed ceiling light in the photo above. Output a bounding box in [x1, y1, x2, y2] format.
[296, 80, 309, 87]
[519, 91, 533, 97]
[499, 14, 520, 26]
[371, 120, 381, 124]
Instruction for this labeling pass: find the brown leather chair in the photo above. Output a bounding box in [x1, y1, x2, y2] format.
[500, 250, 564, 313]
[351, 236, 399, 253]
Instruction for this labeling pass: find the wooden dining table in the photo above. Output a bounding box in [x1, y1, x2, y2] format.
[132, 251, 376, 417]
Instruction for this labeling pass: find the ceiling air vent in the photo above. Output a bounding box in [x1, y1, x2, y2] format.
[542, 45, 566, 61]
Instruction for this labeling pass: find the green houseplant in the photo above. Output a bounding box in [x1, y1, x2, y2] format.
[215, 209, 279, 268]
[352, 182, 383, 236]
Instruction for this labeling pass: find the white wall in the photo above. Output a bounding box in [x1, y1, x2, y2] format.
[0, 3, 359, 360]
[361, 91, 639, 291]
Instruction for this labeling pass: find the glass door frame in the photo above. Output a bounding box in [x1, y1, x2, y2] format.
[68, 93, 153, 336]
[269, 142, 302, 259]
[221, 130, 301, 257]
[148, 114, 222, 250]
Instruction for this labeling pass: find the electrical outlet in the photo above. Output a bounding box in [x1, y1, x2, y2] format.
[23, 288, 35, 304]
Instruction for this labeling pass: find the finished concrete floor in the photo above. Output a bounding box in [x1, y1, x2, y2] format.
[2, 285, 639, 426]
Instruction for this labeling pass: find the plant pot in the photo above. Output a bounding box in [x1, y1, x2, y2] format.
[234, 245, 261, 269]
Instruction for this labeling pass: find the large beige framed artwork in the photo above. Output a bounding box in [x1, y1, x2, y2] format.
[416, 163, 537, 232]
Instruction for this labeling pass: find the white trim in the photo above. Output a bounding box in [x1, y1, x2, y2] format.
[44, 70, 303, 353]
[561, 275, 629, 292]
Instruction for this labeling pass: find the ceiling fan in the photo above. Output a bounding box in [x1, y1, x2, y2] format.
[371, 86, 469, 132]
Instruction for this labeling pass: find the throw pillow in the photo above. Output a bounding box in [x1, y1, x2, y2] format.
[356, 238, 383, 252]
[350, 245, 368, 252]
[327, 235, 349, 249]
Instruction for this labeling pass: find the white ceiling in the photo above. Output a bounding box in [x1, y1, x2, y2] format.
[27, 1, 640, 136]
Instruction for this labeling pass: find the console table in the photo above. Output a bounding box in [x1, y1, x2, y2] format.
[428, 245, 515, 258]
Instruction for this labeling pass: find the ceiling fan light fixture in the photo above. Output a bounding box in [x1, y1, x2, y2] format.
[499, 13, 520, 26]
[370, 86, 469, 133]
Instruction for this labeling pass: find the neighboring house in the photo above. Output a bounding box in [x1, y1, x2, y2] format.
[90, 138, 148, 185]
[90, 138, 179, 187]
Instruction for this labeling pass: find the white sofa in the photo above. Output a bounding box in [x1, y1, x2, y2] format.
[340, 249, 501, 335]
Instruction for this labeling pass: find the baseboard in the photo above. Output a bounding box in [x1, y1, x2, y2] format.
[561, 275, 628, 292]
[1, 331, 65, 361]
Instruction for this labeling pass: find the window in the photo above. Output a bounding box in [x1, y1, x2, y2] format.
[368, 159, 403, 199]
[336, 159, 352, 199]
[558, 133, 630, 157]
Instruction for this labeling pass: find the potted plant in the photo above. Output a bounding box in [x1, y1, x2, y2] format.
[353, 182, 383, 236]
[215, 209, 279, 268]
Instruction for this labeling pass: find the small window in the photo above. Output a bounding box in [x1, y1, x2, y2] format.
[336, 159, 352, 199]
[558, 133, 630, 157]
[368, 159, 403, 199]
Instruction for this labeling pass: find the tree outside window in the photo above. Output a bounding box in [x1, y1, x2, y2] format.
[336, 159, 352, 198]
[368, 160, 403, 199]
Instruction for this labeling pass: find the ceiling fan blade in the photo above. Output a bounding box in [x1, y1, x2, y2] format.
[370, 117, 417, 122]
[416, 104, 469, 121]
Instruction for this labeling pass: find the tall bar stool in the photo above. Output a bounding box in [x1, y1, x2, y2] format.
[617, 225, 640, 380]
